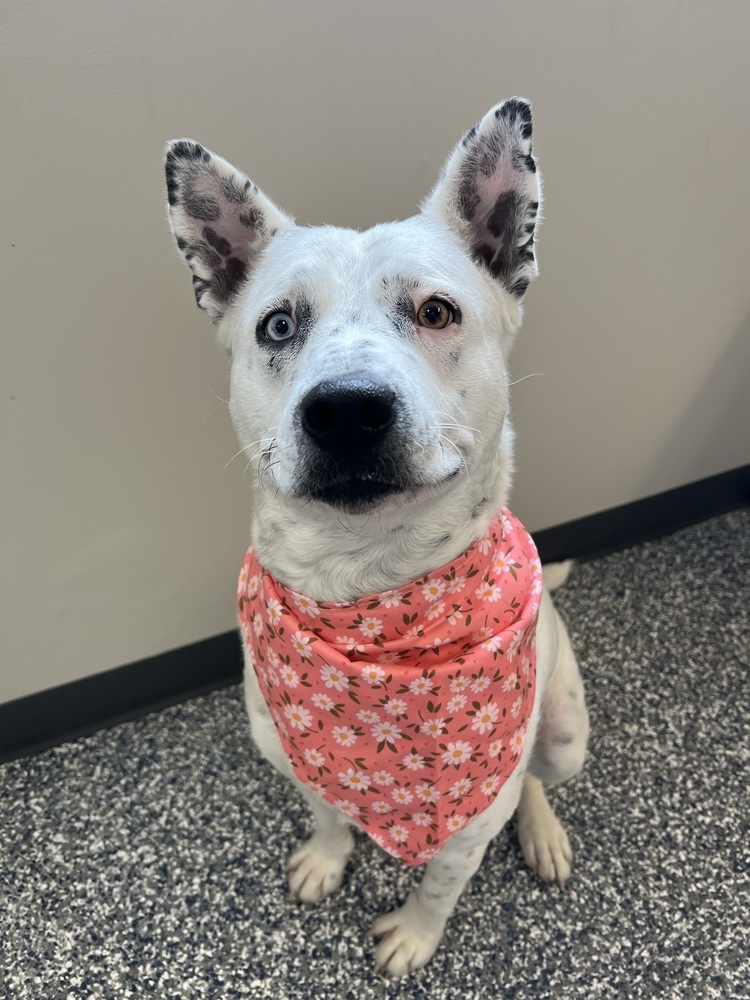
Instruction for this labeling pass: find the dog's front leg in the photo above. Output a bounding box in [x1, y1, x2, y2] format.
[369, 767, 524, 976]
[285, 783, 356, 902]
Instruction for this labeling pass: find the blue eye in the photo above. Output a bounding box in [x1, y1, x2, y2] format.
[263, 311, 296, 342]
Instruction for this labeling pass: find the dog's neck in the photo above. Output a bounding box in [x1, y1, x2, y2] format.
[251, 428, 514, 602]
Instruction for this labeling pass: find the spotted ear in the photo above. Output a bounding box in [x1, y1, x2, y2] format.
[422, 98, 541, 299]
[165, 139, 294, 325]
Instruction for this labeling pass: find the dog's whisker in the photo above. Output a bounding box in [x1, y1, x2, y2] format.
[508, 372, 546, 387]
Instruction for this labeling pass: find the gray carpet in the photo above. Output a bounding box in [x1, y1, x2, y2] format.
[2, 510, 749, 999]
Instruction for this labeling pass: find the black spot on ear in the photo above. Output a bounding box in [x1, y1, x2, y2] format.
[169, 140, 211, 163]
[222, 176, 251, 204]
[509, 278, 529, 298]
[223, 256, 247, 291]
[239, 206, 266, 231]
[457, 179, 480, 222]
[461, 124, 478, 148]
[486, 191, 523, 240]
[203, 226, 232, 256]
[497, 99, 533, 140]
[183, 192, 221, 222]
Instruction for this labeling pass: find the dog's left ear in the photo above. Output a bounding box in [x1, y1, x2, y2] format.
[422, 98, 541, 299]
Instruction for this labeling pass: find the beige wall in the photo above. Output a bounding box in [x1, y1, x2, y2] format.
[3, 0, 749, 702]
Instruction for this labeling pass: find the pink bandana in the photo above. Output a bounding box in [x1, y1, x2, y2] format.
[238, 509, 542, 866]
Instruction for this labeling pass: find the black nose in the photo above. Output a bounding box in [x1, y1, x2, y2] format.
[300, 379, 397, 462]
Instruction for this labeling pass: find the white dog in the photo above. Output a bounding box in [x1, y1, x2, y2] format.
[165, 98, 589, 977]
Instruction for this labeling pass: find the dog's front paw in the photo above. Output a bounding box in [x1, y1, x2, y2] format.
[517, 802, 573, 886]
[285, 831, 354, 902]
[368, 898, 445, 976]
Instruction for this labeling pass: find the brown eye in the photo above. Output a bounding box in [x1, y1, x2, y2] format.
[417, 298, 454, 330]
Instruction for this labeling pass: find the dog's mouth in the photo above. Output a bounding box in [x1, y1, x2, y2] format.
[304, 468, 409, 513]
[299, 462, 463, 514]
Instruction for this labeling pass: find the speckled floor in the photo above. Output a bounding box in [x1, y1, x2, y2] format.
[2, 510, 749, 999]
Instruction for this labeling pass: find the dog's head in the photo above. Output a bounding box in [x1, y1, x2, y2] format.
[166, 99, 540, 529]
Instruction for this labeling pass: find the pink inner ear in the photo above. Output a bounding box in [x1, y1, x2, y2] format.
[185, 169, 261, 265]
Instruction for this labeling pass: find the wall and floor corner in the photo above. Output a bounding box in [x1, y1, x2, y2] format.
[3, 3, 750, 751]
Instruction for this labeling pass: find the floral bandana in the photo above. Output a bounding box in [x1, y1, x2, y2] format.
[238, 508, 542, 866]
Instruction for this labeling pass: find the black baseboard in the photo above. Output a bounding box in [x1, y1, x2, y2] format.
[533, 463, 750, 564]
[0, 631, 244, 764]
[2, 463, 748, 764]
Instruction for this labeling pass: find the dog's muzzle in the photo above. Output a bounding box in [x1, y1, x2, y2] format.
[297, 377, 408, 510]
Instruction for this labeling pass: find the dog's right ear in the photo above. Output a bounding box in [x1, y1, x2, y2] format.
[165, 140, 294, 329]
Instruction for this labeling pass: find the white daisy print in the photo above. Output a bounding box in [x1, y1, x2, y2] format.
[493, 550, 516, 574]
[292, 592, 320, 617]
[422, 578, 446, 600]
[311, 692, 335, 711]
[502, 672, 519, 692]
[447, 575, 466, 594]
[480, 775, 501, 796]
[361, 664, 386, 685]
[509, 727, 526, 753]
[332, 726, 358, 747]
[320, 665, 349, 691]
[449, 777, 472, 798]
[471, 675, 492, 693]
[446, 694, 467, 713]
[413, 812, 432, 827]
[357, 708, 381, 725]
[372, 770, 395, 786]
[441, 741, 473, 766]
[371, 721, 402, 743]
[372, 800, 392, 814]
[401, 752, 426, 771]
[471, 701, 499, 734]
[378, 589, 402, 608]
[390, 825, 409, 844]
[267, 648, 281, 669]
[420, 718, 446, 738]
[252, 613, 264, 637]
[447, 609, 464, 626]
[247, 574, 261, 598]
[290, 631, 313, 659]
[426, 601, 445, 621]
[477, 535, 493, 555]
[358, 616, 383, 638]
[446, 814, 467, 832]
[339, 768, 370, 792]
[472, 626, 494, 644]
[415, 783, 441, 803]
[488, 739, 504, 758]
[391, 787, 413, 805]
[266, 665, 279, 687]
[505, 632, 522, 661]
[266, 598, 284, 626]
[418, 847, 439, 862]
[303, 748, 326, 768]
[409, 676, 434, 696]
[481, 633, 504, 653]
[475, 581, 502, 602]
[335, 799, 360, 818]
[335, 635, 365, 654]
[450, 675, 471, 692]
[284, 703, 312, 731]
[511, 695, 523, 719]
[378, 650, 402, 665]
[279, 665, 299, 688]
[384, 698, 408, 718]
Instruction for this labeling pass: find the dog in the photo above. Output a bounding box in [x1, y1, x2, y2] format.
[165, 98, 589, 977]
